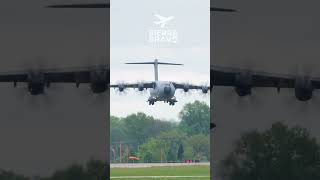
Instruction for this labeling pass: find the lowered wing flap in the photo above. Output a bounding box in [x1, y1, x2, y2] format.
[110, 82, 154, 89]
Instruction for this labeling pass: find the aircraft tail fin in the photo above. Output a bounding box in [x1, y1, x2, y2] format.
[125, 59, 183, 81]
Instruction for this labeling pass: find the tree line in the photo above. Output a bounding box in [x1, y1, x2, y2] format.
[219, 122, 320, 180]
[110, 100, 211, 163]
[0, 159, 106, 180]
[2, 120, 320, 179]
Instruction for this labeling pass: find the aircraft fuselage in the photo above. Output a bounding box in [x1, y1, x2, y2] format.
[148, 81, 177, 105]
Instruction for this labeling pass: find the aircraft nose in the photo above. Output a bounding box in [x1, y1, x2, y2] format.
[164, 86, 171, 94]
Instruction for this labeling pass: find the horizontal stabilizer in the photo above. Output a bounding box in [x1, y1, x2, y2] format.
[125, 62, 183, 65]
[47, 3, 109, 8]
[125, 59, 182, 81]
[211, 7, 236, 12]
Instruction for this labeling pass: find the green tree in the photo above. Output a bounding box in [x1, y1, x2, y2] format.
[220, 122, 320, 180]
[138, 138, 163, 163]
[43, 160, 107, 180]
[177, 144, 184, 161]
[86, 159, 106, 180]
[179, 101, 210, 136]
[110, 116, 126, 143]
[160, 130, 186, 162]
[184, 146, 194, 160]
[48, 164, 89, 180]
[123, 112, 176, 144]
[110, 113, 177, 163]
[0, 170, 29, 180]
[185, 134, 210, 161]
[138, 130, 187, 163]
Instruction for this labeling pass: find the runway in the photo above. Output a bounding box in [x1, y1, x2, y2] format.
[110, 162, 210, 168]
[111, 176, 209, 179]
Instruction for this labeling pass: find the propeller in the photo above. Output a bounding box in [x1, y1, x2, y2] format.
[75, 56, 108, 103]
[233, 59, 265, 106]
[281, 64, 320, 111]
[114, 81, 128, 95]
[15, 57, 59, 104]
[22, 56, 60, 90]
[198, 82, 210, 97]
[14, 85, 55, 107]
[76, 85, 108, 107]
[179, 81, 193, 96]
[135, 81, 148, 95]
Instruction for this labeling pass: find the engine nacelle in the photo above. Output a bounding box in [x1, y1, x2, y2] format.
[183, 84, 190, 92]
[295, 77, 313, 101]
[28, 82, 45, 95]
[137, 83, 144, 91]
[27, 72, 45, 95]
[202, 86, 209, 94]
[118, 84, 125, 92]
[90, 70, 108, 93]
[234, 71, 252, 96]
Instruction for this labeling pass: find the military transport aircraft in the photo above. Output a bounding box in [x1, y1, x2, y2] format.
[0, 65, 109, 95]
[43, 2, 320, 104]
[0, 2, 110, 96]
[110, 60, 210, 106]
[211, 65, 320, 102]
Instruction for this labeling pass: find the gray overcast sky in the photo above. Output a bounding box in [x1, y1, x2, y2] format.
[212, 0, 320, 177]
[110, 0, 210, 121]
[0, 0, 107, 177]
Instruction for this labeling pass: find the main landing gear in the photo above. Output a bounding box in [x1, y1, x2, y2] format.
[166, 97, 177, 106]
[169, 101, 175, 106]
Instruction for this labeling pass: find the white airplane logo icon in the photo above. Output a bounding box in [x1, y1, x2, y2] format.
[154, 14, 174, 28]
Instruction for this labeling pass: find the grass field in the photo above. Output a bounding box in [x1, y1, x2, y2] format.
[110, 165, 210, 180]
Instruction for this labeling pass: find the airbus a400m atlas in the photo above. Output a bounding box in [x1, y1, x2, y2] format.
[110, 60, 210, 106]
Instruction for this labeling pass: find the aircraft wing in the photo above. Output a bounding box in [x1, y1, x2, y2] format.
[172, 82, 206, 90]
[210, 65, 320, 89]
[0, 65, 109, 84]
[47, 3, 109, 8]
[110, 82, 154, 89]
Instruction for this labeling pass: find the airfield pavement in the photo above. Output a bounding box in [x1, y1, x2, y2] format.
[110, 163, 210, 180]
[110, 162, 210, 168]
